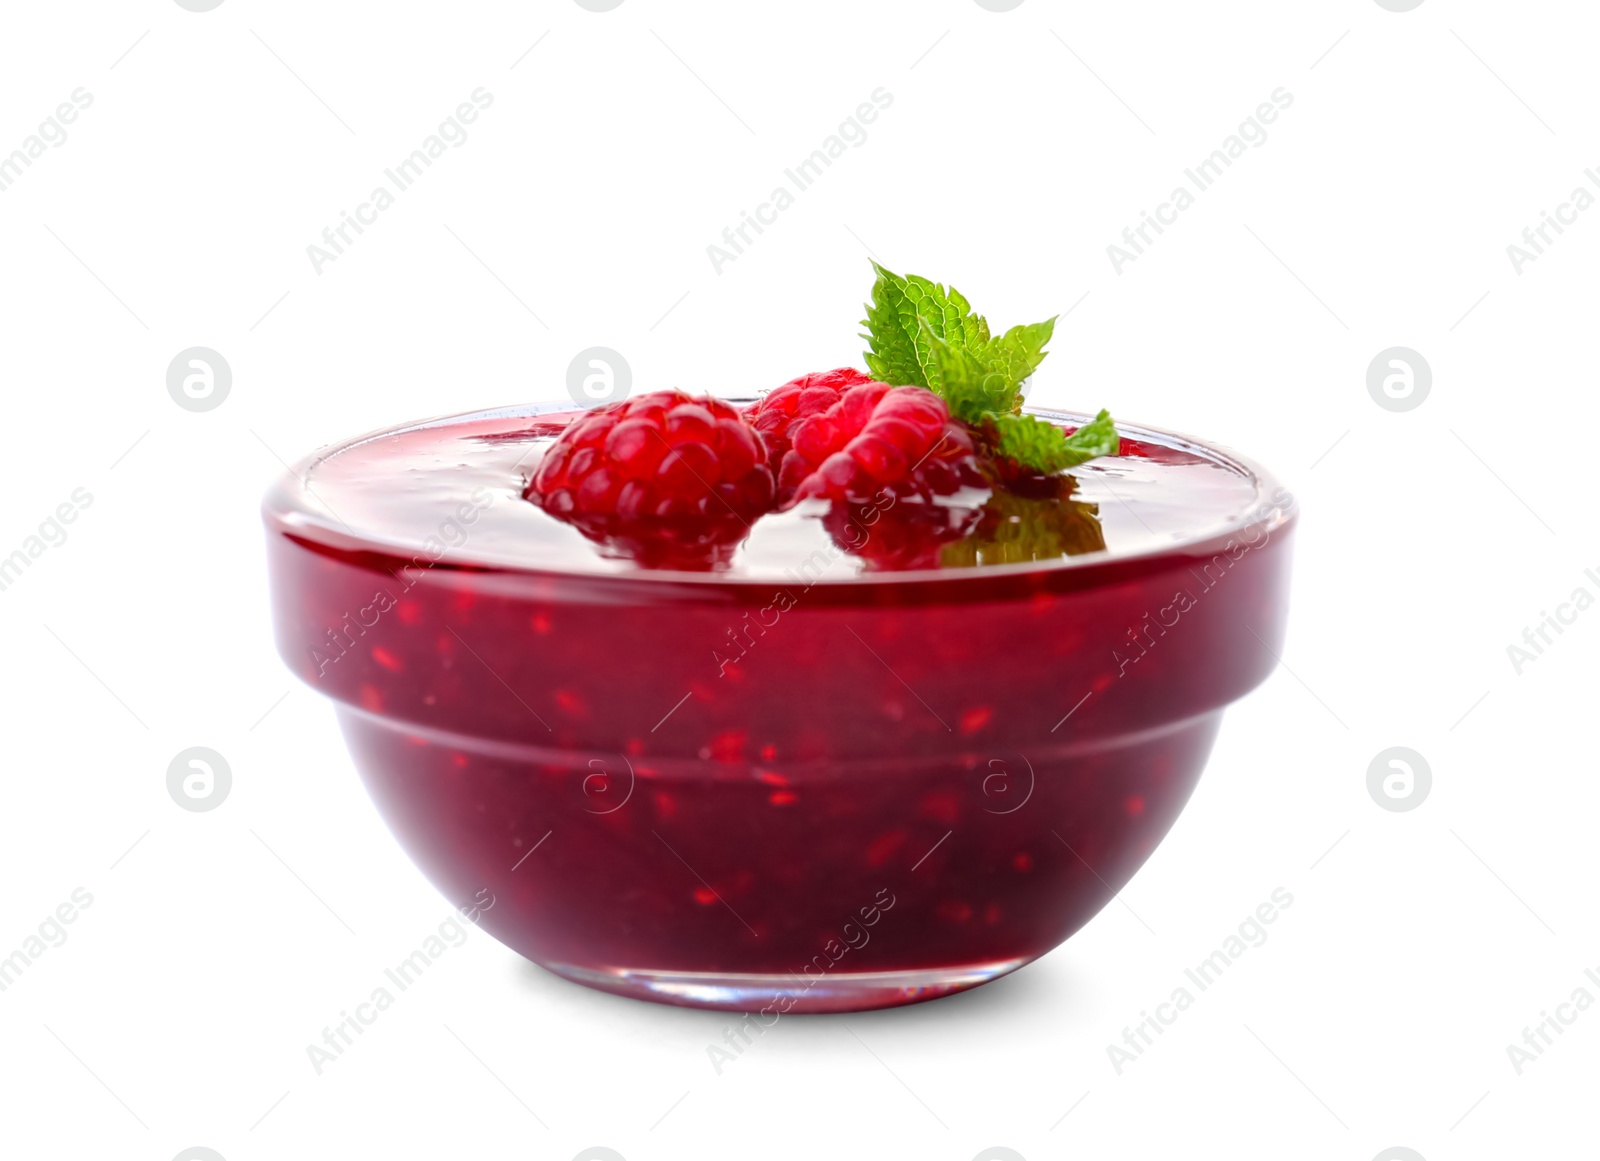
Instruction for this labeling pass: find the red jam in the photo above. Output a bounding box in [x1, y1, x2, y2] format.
[264, 403, 1295, 1011]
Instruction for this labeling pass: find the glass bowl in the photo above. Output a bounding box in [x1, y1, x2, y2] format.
[262, 402, 1296, 1012]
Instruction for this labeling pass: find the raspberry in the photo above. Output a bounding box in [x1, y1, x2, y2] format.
[780, 382, 980, 505]
[747, 367, 874, 480]
[529, 390, 774, 521]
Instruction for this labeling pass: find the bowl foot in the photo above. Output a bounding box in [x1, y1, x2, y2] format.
[537, 956, 1033, 1012]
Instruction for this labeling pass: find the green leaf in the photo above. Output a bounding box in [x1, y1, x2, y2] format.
[902, 272, 989, 390]
[1060, 408, 1121, 459]
[861, 263, 1059, 412]
[861, 262, 990, 391]
[858, 262, 1120, 475]
[991, 409, 1120, 474]
[920, 323, 1015, 424]
[861, 264, 926, 389]
[984, 319, 1057, 411]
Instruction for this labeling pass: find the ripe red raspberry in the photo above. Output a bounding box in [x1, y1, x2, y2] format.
[529, 390, 774, 521]
[780, 382, 980, 505]
[747, 367, 874, 479]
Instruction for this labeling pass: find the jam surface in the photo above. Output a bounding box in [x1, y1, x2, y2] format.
[280, 403, 1269, 580]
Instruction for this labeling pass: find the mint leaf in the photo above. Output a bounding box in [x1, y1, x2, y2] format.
[985, 319, 1057, 410]
[921, 324, 1015, 423]
[863, 262, 1053, 410]
[902, 273, 989, 390]
[861, 262, 990, 391]
[859, 262, 1120, 476]
[1059, 408, 1121, 460]
[861, 265, 925, 389]
[991, 409, 1120, 474]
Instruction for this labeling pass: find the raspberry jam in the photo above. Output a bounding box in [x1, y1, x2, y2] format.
[264, 402, 1296, 1011]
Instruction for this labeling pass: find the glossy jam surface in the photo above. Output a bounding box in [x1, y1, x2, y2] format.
[279, 404, 1266, 579]
[265, 403, 1296, 1011]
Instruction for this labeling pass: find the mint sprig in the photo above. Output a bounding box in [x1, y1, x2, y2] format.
[921, 325, 1016, 420]
[862, 263, 991, 393]
[992, 409, 1119, 473]
[860, 262, 1118, 475]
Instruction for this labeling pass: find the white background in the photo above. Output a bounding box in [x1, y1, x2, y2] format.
[1, 1, 1595, 1159]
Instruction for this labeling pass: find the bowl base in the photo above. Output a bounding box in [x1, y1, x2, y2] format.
[539, 956, 1033, 1013]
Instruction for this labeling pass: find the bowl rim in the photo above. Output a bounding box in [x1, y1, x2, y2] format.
[263, 398, 1297, 590]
